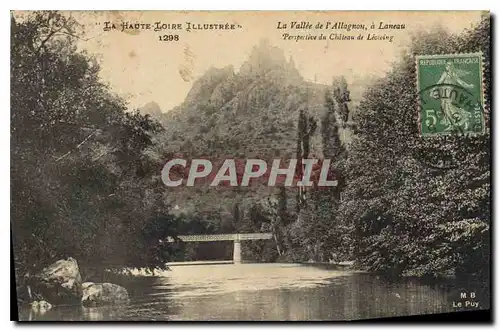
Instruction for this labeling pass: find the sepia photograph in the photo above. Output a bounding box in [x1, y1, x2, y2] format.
[10, 10, 491, 321]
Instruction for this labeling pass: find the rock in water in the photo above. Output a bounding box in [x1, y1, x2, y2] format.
[82, 283, 129, 306]
[31, 300, 52, 313]
[31, 257, 83, 304]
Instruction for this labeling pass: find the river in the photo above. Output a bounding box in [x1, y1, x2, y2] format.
[18, 263, 488, 321]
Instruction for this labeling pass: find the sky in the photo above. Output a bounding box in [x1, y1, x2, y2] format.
[65, 11, 484, 112]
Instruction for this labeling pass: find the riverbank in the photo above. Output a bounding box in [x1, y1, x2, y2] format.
[18, 262, 489, 321]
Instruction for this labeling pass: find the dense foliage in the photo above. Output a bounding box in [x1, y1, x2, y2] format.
[341, 16, 490, 277]
[282, 80, 351, 263]
[266, 16, 490, 278]
[11, 12, 178, 281]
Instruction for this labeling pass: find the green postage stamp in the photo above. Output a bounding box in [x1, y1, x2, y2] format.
[417, 53, 485, 137]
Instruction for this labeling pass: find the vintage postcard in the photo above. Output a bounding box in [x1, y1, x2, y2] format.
[11, 10, 491, 321]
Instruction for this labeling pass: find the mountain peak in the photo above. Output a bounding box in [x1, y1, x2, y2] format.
[239, 38, 290, 76]
[139, 101, 162, 116]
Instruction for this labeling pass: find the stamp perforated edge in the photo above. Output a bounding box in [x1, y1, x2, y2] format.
[415, 52, 486, 138]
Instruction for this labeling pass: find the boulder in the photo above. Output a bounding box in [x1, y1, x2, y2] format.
[30, 257, 83, 304]
[29, 300, 53, 319]
[81, 282, 129, 307]
[82, 282, 95, 291]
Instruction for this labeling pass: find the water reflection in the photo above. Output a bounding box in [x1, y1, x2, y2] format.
[18, 263, 488, 321]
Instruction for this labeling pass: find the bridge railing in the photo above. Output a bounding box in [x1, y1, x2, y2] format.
[165, 233, 273, 242]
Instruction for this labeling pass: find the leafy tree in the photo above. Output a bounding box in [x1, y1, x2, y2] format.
[236, 198, 280, 262]
[342, 16, 490, 278]
[11, 11, 177, 288]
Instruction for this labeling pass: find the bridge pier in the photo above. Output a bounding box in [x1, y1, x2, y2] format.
[233, 239, 242, 264]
